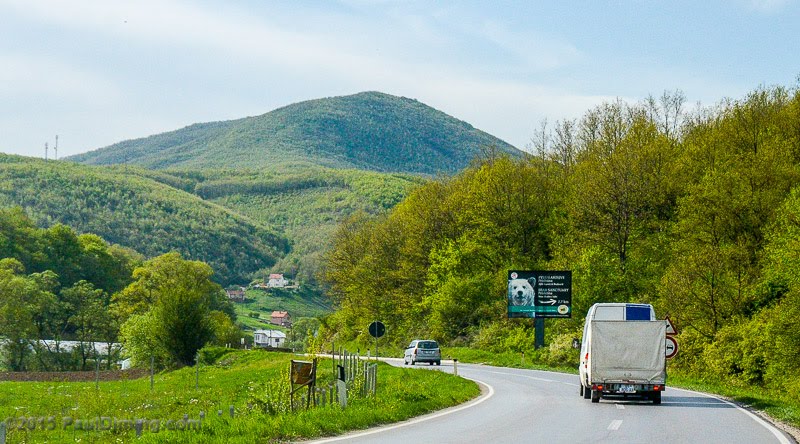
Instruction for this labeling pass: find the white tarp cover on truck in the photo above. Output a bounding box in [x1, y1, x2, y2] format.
[590, 321, 666, 383]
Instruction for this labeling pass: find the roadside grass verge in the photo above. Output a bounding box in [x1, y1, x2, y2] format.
[0, 350, 478, 443]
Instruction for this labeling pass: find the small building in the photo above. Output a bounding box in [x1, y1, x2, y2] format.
[253, 329, 287, 348]
[270, 310, 291, 327]
[225, 288, 246, 302]
[267, 274, 288, 288]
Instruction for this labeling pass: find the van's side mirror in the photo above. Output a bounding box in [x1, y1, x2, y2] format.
[572, 338, 581, 349]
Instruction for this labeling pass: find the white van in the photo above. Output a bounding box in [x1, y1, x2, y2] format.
[579, 303, 666, 404]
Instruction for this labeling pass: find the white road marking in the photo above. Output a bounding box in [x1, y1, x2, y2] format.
[615, 403, 625, 410]
[484, 370, 554, 383]
[671, 387, 792, 444]
[608, 420, 623, 430]
[308, 378, 495, 443]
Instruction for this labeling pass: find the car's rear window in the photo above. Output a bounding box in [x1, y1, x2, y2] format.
[418, 341, 438, 349]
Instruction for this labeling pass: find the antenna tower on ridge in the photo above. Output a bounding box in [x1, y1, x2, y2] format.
[45, 142, 49, 160]
[54, 135, 59, 160]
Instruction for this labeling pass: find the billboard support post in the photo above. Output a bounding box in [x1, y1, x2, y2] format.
[534, 318, 545, 349]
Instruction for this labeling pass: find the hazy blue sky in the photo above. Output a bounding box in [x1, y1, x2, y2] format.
[2, 0, 798, 158]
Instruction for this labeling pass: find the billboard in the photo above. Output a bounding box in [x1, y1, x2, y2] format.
[507, 270, 572, 318]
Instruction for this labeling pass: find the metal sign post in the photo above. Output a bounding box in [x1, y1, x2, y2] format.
[534, 318, 545, 349]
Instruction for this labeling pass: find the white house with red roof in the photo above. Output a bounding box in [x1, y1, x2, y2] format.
[267, 273, 288, 288]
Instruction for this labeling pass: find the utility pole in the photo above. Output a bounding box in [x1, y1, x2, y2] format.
[45, 142, 48, 160]
[54, 135, 58, 160]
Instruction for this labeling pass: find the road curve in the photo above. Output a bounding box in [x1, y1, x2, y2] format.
[308, 359, 793, 444]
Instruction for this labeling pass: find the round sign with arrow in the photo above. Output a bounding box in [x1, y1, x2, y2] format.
[368, 321, 386, 338]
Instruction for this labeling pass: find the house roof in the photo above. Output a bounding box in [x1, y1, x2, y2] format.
[271, 311, 289, 318]
[253, 329, 287, 338]
[269, 274, 284, 279]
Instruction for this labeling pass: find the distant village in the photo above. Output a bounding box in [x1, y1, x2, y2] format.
[225, 273, 295, 301]
[224, 273, 295, 349]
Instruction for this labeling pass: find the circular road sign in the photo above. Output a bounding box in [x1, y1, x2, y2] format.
[368, 321, 386, 338]
[665, 336, 679, 359]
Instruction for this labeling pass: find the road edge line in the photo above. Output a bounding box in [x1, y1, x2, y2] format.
[671, 387, 793, 444]
[307, 377, 495, 443]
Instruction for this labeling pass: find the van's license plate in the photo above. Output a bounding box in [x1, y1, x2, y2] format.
[619, 385, 635, 393]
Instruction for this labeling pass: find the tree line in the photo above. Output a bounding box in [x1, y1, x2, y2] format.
[321, 83, 800, 395]
[0, 208, 240, 371]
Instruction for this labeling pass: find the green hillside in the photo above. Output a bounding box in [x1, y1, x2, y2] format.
[67, 91, 521, 175]
[0, 154, 287, 285]
[165, 166, 424, 285]
[0, 154, 421, 291]
[232, 287, 331, 331]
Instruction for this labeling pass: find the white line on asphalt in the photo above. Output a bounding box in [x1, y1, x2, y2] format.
[485, 370, 555, 383]
[308, 378, 495, 443]
[671, 387, 791, 444]
[615, 403, 625, 410]
[608, 420, 623, 431]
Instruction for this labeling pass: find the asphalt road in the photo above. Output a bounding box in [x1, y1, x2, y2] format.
[309, 359, 793, 444]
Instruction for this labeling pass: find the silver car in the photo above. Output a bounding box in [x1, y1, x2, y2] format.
[403, 340, 441, 366]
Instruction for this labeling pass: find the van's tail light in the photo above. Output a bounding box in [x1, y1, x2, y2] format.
[654, 385, 661, 391]
[584, 353, 588, 369]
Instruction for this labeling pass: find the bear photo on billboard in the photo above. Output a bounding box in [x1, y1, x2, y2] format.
[508, 277, 536, 307]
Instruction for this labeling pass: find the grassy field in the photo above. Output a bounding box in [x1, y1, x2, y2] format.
[0, 350, 478, 443]
[233, 287, 330, 332]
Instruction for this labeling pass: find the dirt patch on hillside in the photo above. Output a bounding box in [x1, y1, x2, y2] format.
[0, 369, 149, 382]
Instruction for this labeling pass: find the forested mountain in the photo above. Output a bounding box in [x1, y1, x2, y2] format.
[322, 85, 800, 395]
[67, 91, 521, 175]
[0, 155, 287, 284]
[174, 167, 423, 286]
[0, 153, 421, 289]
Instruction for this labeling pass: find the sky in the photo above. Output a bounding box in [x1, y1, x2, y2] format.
[1, 0, 799, 159]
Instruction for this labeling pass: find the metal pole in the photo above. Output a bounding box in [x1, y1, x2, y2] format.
[535, 317, 545, 349]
